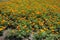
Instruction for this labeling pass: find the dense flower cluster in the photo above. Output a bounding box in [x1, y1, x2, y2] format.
[0, 0, 60, 40]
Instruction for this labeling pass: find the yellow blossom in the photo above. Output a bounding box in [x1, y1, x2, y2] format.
[0, 28, 3, 31]
[40, 29, 45, 32]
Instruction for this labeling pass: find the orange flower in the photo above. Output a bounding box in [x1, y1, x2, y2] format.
[32, 32, 34, 34]
[52, 29, 55, 32]
[42, 8, 46, 12]
[57, 22, 60, 24]
[27, 5, 30, 9]
[36, 11, 41, 14]
[1, 20, 6, 24]
[2, 26, 6, 29]
[17, 26, 20, 30]
[21, 10, 25, 13]
[32, 28, 34, 30]
[11, 9, 17, 12]
[45, 4, 49, 7]
[53, 5, 59, 8]
[16, 4, 19, 8]
[23, 25, 27, 29]
[51, 29, 55, 33]
[39, 21, 44, 26]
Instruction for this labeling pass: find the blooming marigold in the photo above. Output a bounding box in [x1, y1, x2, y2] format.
[26, 30, 29, 32]
[0, 28, 3, 31]
[40, 29, 45, 32]
[1, 20, 6, 24]
[32, 28, 35, 30]
[44, 28, 48, 30]
[57, 22, 60, 24]
[23, 25, 27, 29]
[21, 10, 25, 13]
[32, 22, 35, 25]
[32, 32, 34, 34]
[2, 26, 6, 29]
[52, 29, 55, 33]
[52, 29, 55, 32]
[36, 11, 41, 14]
[12, 30, 15, 33]
[17, 26, 20, 30]
[39, 21, 44, 26]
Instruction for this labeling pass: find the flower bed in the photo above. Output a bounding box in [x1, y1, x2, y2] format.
[0, 0, 60, 40]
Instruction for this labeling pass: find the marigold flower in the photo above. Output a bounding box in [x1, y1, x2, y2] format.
[32, 28, 34, 30]
[1, 20, 6, 24]
[21, 10, 25, 13]
[39, 21, 44, 26]
[32, 23, 35, 25]
[36, 11, 41, 14]
[57, 22, 60, 24]
[17, 26, 20, 30]
[32, 32, 34, 34]
[0, 28, 4, 31]
[44, 28, 48, 30]
[12, 30, 15, 33]
[26, 30, 29, 32]
[27, 5, 30, 9]
[23, 25, 27, 29]
[52, 30, 55, 34]
[40, 29, 45, 32]
[2, 26, 6, 29]
[51, 29, 55, 32]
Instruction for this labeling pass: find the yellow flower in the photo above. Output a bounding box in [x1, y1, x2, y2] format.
[52, 29, 55, 32]
[44, 28, 48, 30]
[39, 21, 44, 26]
[12, 30, 15, 33]
[32, 22, 35, 25]
[2, 20, 5, 22]
[50, 27, 53, 29]
[57, 22, 60, 24]
[1, 20, 6, 24]
[52, 29, 55, 33]
[40, 29, 45, 32]
[2, 26, 6, 29]
[0, 28, 3, 31]
[26, 30, 29, 33]
[32, 32, 34, 34]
